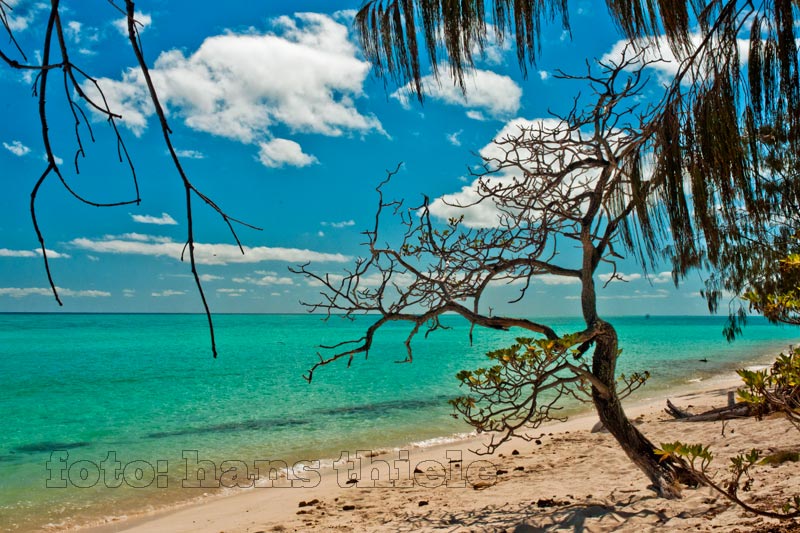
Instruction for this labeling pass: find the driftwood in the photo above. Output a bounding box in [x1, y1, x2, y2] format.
[665, 399, 752, 422]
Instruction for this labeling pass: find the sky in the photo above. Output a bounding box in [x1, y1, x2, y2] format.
[0, 0, 722, 316]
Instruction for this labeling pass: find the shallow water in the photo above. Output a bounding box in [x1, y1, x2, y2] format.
[0, 313, 796, 531]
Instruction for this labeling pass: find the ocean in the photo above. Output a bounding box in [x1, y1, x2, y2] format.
[0, 313, 797, 531]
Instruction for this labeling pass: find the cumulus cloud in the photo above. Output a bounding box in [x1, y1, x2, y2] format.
[3, 140, 30, 156]
[39, 152, 64, 165]
[258, 138, 318, 168]
[320, 220, 355, 229]
[174, 149, 205, 159]
[199, 274, 223, 282]
[151, 290, 185, 297]
[429, 118, 602, 228]
[597, 272, 643, 283]
[86, 12, 383, 152]
[0, 248, 70, 258]
[649, 271, 675, 284]
[3, 1, 46, 31]
[64, 20, 98, 48]
[466, 110, 487, 121]
[392, 66, 521, 119]
[601, 34, 749, 83]
[446, 130, 462, 146]
[217, 288, 247, 294]
[131, 212, 178, 225]
[538, 70, 549, 81]
[69, 234, 350, 265]
[0, 287, 110, 298]
[304, 271, 415, 289]
[113, 10, 152, 36]
[536, 274, 581, 286]
[232, 271, 294, 286]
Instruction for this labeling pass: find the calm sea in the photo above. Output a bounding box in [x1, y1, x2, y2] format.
[0, 313, 797, 531]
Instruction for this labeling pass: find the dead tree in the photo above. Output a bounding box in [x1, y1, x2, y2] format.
[0, 0, 259, 355]
[294, 52, 696, 498]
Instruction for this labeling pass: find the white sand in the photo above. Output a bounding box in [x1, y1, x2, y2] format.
[80, 373, 800, 532]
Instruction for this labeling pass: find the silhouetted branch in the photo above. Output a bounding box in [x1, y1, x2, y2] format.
[2, 1, 261, 356]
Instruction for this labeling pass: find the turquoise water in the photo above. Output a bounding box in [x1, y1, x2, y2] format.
[0, 313, 797, 531]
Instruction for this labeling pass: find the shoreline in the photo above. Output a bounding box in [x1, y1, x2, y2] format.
[74, 369, 769, 533]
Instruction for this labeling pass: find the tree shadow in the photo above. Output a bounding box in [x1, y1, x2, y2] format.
[386, 493, 729, 532]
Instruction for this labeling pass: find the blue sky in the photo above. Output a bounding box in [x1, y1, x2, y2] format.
[0, 0, 719, 316]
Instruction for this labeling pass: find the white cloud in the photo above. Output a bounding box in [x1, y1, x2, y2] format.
[233, 271, 294, 286]
[0, 248, 69, 258]
[69, 234, 350, 265]
[650, 271, 674, 284]
[446, 130, 462, 146]
[131, 212, 178, 225]
[65, 21, 82, 43]
[87, 13, 383, 148]
[304, 271, 415, 289]
[317, 230, 325, 237]
[597, 272, 643, 283]
[538, 70, 549, 81]
[152, 290, 185, 297]
[472, 25, 511, 66]
[429, 117, 602, 228]
[257, 138, 318, 168]
[3, 140, 30, 156]
[174, 149, 205, 159]
[113, 11, 152, 36]
[122, 288, 136, 297]
[601, 33, 749, 83]
[40, 152, 64, 165]
[217, 288, 247, 294]
[199, 274, 223, 282]
[3, 1, 46, 32]
[320, 220, 355, 229]
[466, 110, 487, 121]
[536, 274, 581, 286]
[113, 232, 173, 242]
[392, 66, 521, 119]
[0, 287, 110, 298]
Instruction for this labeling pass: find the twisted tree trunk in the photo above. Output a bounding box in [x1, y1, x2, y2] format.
[590, 319, 689, 498]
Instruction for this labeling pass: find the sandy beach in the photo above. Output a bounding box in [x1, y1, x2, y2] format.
[77, 371, 800, 533]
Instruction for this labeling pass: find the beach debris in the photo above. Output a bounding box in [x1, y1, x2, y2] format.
[665, 398, 751, 421]
[418, 500, 429, 507]
[346, 476, 358, 485]
[298, 499, 320, 508]
[496, 469, 508, 475]
[511, 449, 520, 455]
[342, 504, 356, 511]
[761, 450, 800, 465]
[534, 497, 570, 508]
[514, 466, 525, 472]
[472, 479, 494, 490]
